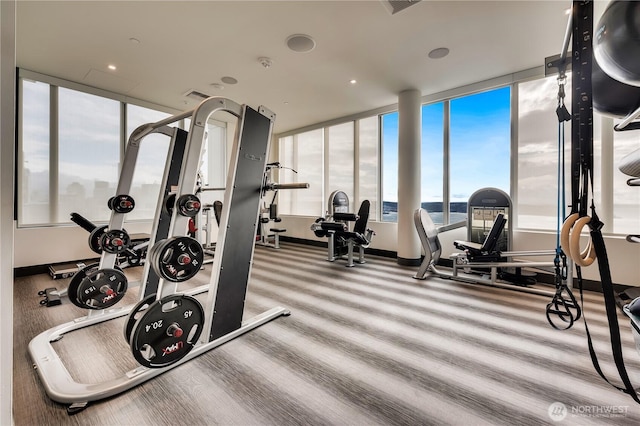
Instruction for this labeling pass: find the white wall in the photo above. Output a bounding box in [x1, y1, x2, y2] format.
[1, 1, 15, 423]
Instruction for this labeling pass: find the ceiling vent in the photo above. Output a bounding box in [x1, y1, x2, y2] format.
[183, 89, 210, 101]
[380, 0, 422, 15]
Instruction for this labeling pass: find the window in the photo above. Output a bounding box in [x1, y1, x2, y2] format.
[517, 77, 563, 230]
[327, 122, 354, 203]
[421, 103, 444, 224]
[18, 72, 183, 227]
[278, 129, 324, 216]
[449, 87, 511, 222]
[126, 104, 171, 222]
[19, 80, 50, 225]
[358, 116, 379, 221]
[381, 112, 399, 222]
[57, 87, 120, 224]
[613, 125, 640, 234]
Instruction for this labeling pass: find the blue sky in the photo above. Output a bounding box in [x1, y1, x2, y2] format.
[382, 86, 511, 204]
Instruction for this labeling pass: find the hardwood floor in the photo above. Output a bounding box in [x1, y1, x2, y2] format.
[13, 243, 640, 425]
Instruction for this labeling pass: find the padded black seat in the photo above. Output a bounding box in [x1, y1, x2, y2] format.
[335, 200, 373, 247]
[453, 213, 506, 261]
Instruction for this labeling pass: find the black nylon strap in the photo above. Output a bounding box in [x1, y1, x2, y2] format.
[568, 1, 639, 404]
[584, 225, 640, 403]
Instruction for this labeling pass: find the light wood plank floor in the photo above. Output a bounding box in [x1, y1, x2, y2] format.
[13, 242, 640, 425]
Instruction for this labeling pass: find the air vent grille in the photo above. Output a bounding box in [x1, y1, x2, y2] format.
[183, 89, 210, 101]
[380, 0, 422, 15]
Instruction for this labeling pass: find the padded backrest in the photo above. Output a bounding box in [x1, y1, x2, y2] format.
[480, 213, 506, 253]
[353, 200, 370, 234]
[213, 200, 223, 226]
[414, 208, 441, 264]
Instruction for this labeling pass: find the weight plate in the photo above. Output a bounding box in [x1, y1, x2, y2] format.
[88, 225, 108, 254]
[100, 229, 131, 254]
[110, 194, 136, 214]
[76, 267, 128, 310]
[124, 294, 157, 342]
[176, 194, 201, 217]
[129, 294, 204, 368]
[67, 263, 100, 308]
[152, 236, 203, 282]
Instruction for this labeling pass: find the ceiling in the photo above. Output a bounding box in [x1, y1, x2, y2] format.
[15, 0, 608, 134]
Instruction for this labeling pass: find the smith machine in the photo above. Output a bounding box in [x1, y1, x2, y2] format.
[28, 97, 290, 413]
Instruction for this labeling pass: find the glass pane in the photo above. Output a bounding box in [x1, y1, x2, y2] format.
[328, 122, 354, 206]
[450, 87, 511, 222]
[517, 77, 571, 230]
[421, 103, 444, 224]
[58, 87, 120, 224]
[613, 123, 640, 234]
[382, 112, 399, 222]
[126, 104, 171, 221]
[294, 129, 324, 216]
[19, 80, 51, 226]
[277, 136, 295, 215]
[358, 116, 379, 221]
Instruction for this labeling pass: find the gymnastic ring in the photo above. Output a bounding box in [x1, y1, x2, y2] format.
[560, 213, 580, 258]
[569, 215, 597, 267]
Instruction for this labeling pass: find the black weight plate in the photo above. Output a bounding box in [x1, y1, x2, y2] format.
[88, 225, 108, 254]
[124, 294, 157, 342]
[152, 236, 204, 282]
[176, 194, 201, 217]
[67, 263, 100, 308]
[76, 268, 128, 310]
[110, 194, 136, 214]
[100, 229, 131, 254]
[130, 294, 204, 368]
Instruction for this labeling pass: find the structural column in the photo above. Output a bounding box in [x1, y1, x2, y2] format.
[397, 89, 421, 265]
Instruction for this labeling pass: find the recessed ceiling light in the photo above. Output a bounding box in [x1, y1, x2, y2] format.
[108, 64, 117, 70]
[221, 76, 238, 85]
[286, 34, 316, 53]
[349, 79, 357, 85]
[129, 37, 140, 44]
[428, 47, 449, 59]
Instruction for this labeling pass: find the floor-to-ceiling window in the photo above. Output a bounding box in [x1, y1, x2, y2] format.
[421, 102, 444, 223]
[449, 87, 511, 222]
[17, 70, 190, 227]
[381, 112, 399, 222]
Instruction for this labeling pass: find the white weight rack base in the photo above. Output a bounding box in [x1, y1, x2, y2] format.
[29, 305, 289, 410]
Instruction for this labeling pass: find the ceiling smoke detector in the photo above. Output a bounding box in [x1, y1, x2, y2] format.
[258, 57, 273, 68]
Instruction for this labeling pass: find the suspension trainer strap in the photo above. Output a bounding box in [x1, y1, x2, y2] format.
[568, 0, 639, 403]
[546, 74, 580, 330]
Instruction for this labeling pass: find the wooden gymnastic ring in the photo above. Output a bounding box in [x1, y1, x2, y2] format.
[561, 213, 580, 258]
[569, 215, 597, 267]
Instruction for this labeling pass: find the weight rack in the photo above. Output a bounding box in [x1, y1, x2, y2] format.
[28, 97, 289, 412]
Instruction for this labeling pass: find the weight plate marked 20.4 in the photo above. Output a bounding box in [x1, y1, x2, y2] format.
[124, 293, 157, 342]
[129, 294, 204, 368]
